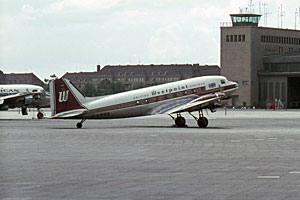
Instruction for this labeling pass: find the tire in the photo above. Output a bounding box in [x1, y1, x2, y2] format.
[175, 116, 186, 127]
[76, 123, 83, 129]
[37, 112, 44, 119]
[197, 117, 208, 128]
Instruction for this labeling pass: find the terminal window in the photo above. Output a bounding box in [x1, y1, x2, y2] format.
[261, 35, 300, 45]
[227, 35, 246, 42]
[242, 81, 249, 86]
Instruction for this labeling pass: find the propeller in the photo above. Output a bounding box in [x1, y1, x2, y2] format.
[219, 84, 227, 116]
[219, 84, 224, 93]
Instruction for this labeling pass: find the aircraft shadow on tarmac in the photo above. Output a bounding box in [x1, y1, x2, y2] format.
[49, 125, 229, 130]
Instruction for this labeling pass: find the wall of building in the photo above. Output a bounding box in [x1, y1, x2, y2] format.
[221, 18, 300, 108]
[221, 26, 253, 107]
[63, 64, 220, 92]
[0, 70, 5, 84]
[0, 71, 44, 86]
[258, 75, 287, 108]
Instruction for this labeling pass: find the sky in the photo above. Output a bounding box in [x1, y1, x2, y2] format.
[1, 0, 300, 80]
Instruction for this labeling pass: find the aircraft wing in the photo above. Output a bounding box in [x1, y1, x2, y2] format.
[169, 92, 226, 114]
[0, 91, 41, 105]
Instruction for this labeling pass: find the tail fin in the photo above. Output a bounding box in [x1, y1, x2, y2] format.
[50, 78, 86, 116]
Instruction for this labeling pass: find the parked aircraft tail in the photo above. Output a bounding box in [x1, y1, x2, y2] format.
[50, 78, 86, 117]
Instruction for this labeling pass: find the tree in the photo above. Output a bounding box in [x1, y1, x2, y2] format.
[82, 82, 96, 97]
[96, 79, 126, 96]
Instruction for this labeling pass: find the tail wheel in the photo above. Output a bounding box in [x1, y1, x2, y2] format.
[76, 123, 83, 129]
[175, 116, 186, 127]
[37, 112, 44, 119]
[197, 117, 208, 128]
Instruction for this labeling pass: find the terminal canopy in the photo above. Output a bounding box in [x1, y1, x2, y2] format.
[230, 14, 261, 27]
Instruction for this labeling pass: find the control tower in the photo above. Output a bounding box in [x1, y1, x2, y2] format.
[221, 13, 300, 108]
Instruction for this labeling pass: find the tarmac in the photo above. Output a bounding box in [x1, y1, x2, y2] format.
[1, 109, 300, 200]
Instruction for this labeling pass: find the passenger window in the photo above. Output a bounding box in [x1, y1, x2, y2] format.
[208, 83, 216, 88]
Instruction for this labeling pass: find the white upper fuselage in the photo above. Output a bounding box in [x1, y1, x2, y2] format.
[86, 76, 235, 108]
[76, 76, 238, 119]
[0, 84, 44, 97]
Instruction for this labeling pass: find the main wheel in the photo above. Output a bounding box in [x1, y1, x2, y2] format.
[175, 116, 186, 127]
[197, 117, 208, 128]
[37, 112, 44, 119]
[76, 123, 83, 129]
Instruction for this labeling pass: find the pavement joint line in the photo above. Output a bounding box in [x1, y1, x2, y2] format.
[268, 138, 278, 140]
[255, 138, 264, 141]
[285, 139, 295, 142]
[289, 171, 300, 174]
[257, 176, 280, 179]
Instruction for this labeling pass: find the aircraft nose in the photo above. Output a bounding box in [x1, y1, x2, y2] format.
[234, 82, 238, 88]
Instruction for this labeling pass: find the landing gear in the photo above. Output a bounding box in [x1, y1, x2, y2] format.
[76, 123, 82, 129]
[175, 115, 186, 127]
[21, 106, 28, 115]
[76, 118, 86, 129]
[169, 114, 186, 127]
[197, 117, 208, 128]
[188, 110, 209, 128]
[169, 110, 209, 128]
[37, 112, 44, 119]
[37, 108, 44, 119]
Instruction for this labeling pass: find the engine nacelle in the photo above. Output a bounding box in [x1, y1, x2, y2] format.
[24, 96, 33, 105]
[0, 105, 9, 111]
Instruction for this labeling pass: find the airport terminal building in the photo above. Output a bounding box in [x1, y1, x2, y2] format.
[221, 14, 300, 108]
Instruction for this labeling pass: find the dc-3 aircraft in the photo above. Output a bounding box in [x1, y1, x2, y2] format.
[0, 84, 50, 119]
[49, 76, 238, 128]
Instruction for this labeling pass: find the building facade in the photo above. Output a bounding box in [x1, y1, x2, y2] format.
[0, 70, 44, 86]
[221, 14, 300, 108]
[0, 70, 5, 84]
[62, 64, 220, 91]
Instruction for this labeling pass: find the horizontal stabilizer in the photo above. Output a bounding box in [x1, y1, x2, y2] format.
[47, 109, 87, 119]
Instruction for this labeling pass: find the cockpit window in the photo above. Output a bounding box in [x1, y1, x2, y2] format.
[220, 79, 226, 84]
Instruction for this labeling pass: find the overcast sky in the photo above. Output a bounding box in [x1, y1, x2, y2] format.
[1, 0, 299, 80]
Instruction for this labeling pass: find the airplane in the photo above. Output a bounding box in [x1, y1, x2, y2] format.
[49, 75, 238, 128]
[0, 84, 50, 119]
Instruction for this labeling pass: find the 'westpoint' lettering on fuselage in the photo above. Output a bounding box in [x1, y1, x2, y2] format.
[133, 82, 207, 100]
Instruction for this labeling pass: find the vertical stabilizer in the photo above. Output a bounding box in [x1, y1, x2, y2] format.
[50, 78, 86, 116]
